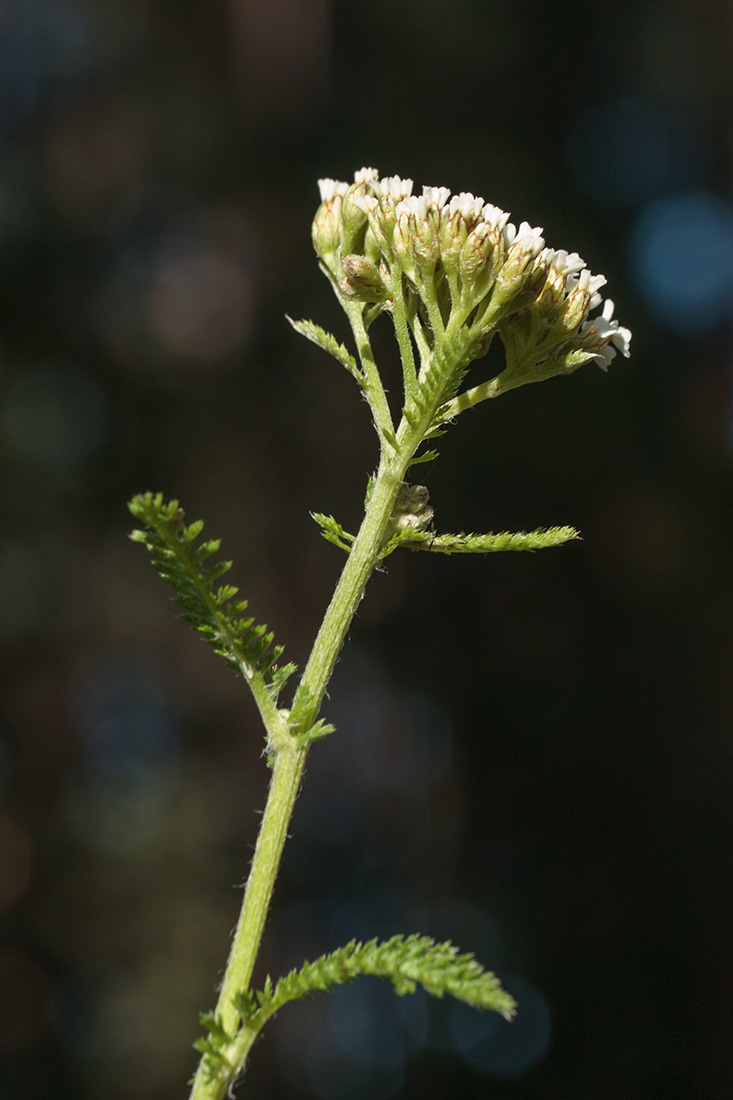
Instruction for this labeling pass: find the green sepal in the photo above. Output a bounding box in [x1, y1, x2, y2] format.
[128, 493, 296, 701]
[287, 317, 364, 386]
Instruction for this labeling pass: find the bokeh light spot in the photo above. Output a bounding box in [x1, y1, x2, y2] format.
[149, 250, 253, 362]
[629, 190, 733, 333]
[306, 982, 409, 1099]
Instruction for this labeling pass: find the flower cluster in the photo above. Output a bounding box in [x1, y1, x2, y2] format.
[312, 168, 630, 394]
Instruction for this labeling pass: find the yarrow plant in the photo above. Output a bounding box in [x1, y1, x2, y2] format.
[128, 169, 630, 1099]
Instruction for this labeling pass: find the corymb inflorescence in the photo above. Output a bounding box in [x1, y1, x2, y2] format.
[312, 168, 630, 399]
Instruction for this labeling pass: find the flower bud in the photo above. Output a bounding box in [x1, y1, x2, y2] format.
[312, 179, 348, 273]
[338, 254, 390, 303]
[533, 260, 566, 322]
[392, 205, 418, 281]
[392, 483, 434, 534]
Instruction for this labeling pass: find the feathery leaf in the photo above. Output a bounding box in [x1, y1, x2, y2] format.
[404, 326, 484, 437]
[409, 448, 440, 466]
[237, 935, 516, 1030]
[128, 493, 296, 700]
[311, 512, 355, 553]
[192, 1012, 235, 1078]
[287, 317, 364, 386]
[391, 525, 580, 555]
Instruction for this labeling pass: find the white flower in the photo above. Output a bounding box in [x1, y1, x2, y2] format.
[566, 268, 607, 309]
[352, 193, 378, 215]
[354, 167, 379, 183]
[504, 220, 545, 256]
[446, 192, 485, 221]
[318, 178, 349, 203]
[481, 203, 511, 232]
[422, 185, 451, 208]
[373, 175, 414, 200]
[312, 168, 631, 377]
[550, 249, 585, 276]
[583, 299, 632, 369]
[395, 196, 422, 218]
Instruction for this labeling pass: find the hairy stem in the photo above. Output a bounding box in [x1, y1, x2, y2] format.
[188, 743, 305, 1100]
[188, 447, 416, 1100]
[345, 302, 395, 442]
[290, 453, 410, 729]
[439, 374, 501, 419]
[390, 268, 419, 401]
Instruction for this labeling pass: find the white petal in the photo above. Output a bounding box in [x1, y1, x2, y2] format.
[422, 185, 451, 207]
[352, 194, 378, 214]
[612, 324, 632, 357]
[318, 178, 348, 202]
[354, 167, 379, 183]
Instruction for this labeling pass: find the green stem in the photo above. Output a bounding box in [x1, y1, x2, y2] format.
[345, 303, 394, 441]
[188, 742, 306, 1100]
[291, 452, 411, 728]
[418, 271, 446, 346]
[390, 268, 418, 401]
[439, 374, 501, 419]
[188, 449, 416, 1100]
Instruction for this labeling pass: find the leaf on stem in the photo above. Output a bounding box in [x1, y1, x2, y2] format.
[381, 525, 580, 558]
[408, 448, 440, 466]
[311, 512, 355, 553]
[128, 492, 296, 701]
[405, 326, 484, 437]
[235, 934, 517, 1030]
[193, 1012, 235, 1078]
[287, 317, 365, 387]
[297, 717, 336, 745]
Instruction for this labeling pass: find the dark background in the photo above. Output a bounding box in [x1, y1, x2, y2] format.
[1, 1, 732, 1098]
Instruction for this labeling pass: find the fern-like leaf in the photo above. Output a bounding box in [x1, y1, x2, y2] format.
[287, 317, 364, 386]
[389, 525, 580, 556]
[128, 493, 296, 700]
[297, 717, 336, 746]
[238, 935, 516, 1030]
[409, 448, 440, 466]
[405, 327, 484, 437]
[311, 512, 355, 554]
[192, 1012, 235, 1077]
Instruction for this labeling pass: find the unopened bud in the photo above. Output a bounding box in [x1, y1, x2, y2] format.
[338, 254, 390, 302]
[393, 482, 434, 533]
[312, 196, 343, 272]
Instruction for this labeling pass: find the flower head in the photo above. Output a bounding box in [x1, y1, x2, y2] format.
[311, 169, 630, 398]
